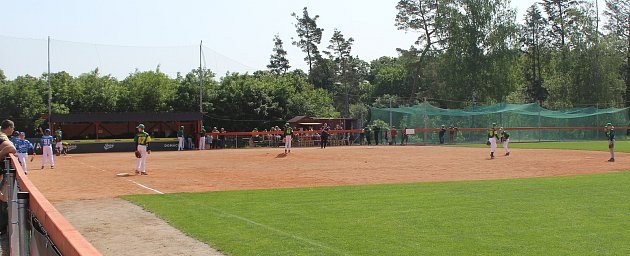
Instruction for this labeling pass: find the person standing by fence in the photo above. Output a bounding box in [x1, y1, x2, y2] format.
[320, 126, 329, 149]
[373, 125, 381, 145]
[199, 126, 206, 150]
[391, 126, 397, 145]
[0, 120, 17, 158]
[54, 128, 63, 156]
[177, 126, 185, 151]
[41, 129, 54, 169]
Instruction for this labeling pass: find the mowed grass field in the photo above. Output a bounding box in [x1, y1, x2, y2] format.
[456, 140, 630, 152]
[125, 171, 630, 255]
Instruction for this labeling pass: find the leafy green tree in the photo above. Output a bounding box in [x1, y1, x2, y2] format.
[395, 0, 441, 97]
[172, 68, 219, 113]
[267, 34, 291, 75]
[1, 75, 47, 133]
[521, 4, 549, 104]
[119, 69, 178, 112]
[325, 29, 355, 116]
[604, 0, 629, 105]
[291, 7, 324, 76]
[71, 69, 121, 112]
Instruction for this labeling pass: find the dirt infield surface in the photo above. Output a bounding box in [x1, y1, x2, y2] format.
[23, 146, 627, 255]
[27, 146, 627, 202]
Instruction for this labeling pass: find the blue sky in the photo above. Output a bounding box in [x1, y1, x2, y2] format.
[0, 0, 605, 79]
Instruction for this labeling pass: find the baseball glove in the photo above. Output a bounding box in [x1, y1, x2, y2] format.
[486, 141, 491, 146]
[134, 151, 142, 158]
[609, 142, 614, 149]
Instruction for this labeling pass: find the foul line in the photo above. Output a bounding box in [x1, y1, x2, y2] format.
[68, 158, 165, 195]
[201, 203, 343, 254]
[127, 179, 164, 194]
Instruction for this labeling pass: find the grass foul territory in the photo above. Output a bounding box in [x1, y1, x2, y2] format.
[124, 172, 630, 255]
[457, 140, 630, 152]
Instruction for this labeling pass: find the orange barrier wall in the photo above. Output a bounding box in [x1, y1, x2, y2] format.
[10, 154, 102, 256]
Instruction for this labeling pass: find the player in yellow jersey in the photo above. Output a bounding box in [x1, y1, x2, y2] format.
[134, 124, 152, 175]
[487, 123, 499, 160]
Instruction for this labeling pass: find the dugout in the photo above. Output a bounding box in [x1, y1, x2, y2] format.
[287, 116, 357, 130]
[51, 112, 202, 140]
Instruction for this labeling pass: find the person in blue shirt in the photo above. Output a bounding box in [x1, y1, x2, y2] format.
[41, 129, 55, 169]
[10, 131, 19, 146]
[15, 132, 35, 174]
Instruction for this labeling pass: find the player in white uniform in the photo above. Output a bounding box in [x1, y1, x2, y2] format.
[41, 129, 55, 169]
[487, 123, 499, 160]
[15, 132, 35, 174]
[499, 127, 510, 156]
[283, 123, 293, 154]
[177, 126, 185, 151]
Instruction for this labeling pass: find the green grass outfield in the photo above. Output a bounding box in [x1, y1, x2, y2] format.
[455, 140, 630, 152]
[124, 172, 630, 255]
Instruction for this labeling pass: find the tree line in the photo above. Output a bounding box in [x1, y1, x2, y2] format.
[1, 0, 628, 133]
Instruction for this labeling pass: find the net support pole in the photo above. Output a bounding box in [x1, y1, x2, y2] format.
[199, 40, 203, 115]
[47, 36, 52, 127]
[389, 98, 393, 128]
[17, 192, 29, 256]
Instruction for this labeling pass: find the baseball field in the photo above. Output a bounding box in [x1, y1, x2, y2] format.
[26, 142, 630, 255]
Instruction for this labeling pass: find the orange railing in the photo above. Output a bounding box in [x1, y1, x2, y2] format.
[6, 154, 101, 256]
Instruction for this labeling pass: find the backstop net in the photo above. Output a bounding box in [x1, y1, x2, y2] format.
[370, 102, 630, 144]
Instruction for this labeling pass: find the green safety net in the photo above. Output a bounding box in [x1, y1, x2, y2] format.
[370, 102, 629, 144]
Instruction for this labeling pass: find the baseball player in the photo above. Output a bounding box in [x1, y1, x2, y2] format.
[15, 132, 35, 174]
[177, 125, 185, 151]
[487, 123, 499, 160]
[54, 129, 63, 156]
[605, 122, 615, 162]
[283, 123, 293, 154]
[134, 124, 152, 175]
[10, 131, 20, 145]
[41, 129, 55, 169]
[199, 126, 206, 150]
[499, 127, 510, 156]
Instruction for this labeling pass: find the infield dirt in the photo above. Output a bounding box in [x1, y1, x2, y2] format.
[25, 146, 626, 255]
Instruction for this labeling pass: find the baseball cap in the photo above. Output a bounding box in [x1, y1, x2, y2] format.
[12, 131, 19, 136]
[491, 122, 497, 126]
[606, 122, 612, 126]
[136, 124, 145, 129]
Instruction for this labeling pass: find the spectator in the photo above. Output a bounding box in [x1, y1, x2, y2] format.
[391, 126, 397, 145]
[211, 127, 219, 149]
[320, 126, 330, 149]
[219, 128, 226, 148]
[187, 134, 194, 149]
[0, 120, 17, 158]
[401, 127, 409, 145]
[384, 127, 389, 145]
[439, 125, 446, 144]
[373, 125, 381, 145]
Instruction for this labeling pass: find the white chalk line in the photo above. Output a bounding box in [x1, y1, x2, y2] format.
[68, 158, 165, 195]
[186, 199, 344, 254]
[127, 179, 164, 194]
[72, 158, 338, 253]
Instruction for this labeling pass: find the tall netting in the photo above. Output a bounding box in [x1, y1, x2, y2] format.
[370, 102, 630, 144]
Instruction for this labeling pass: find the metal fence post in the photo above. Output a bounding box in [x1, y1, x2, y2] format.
[17, 191, 29, 256]
[5, 157, 18, 256]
